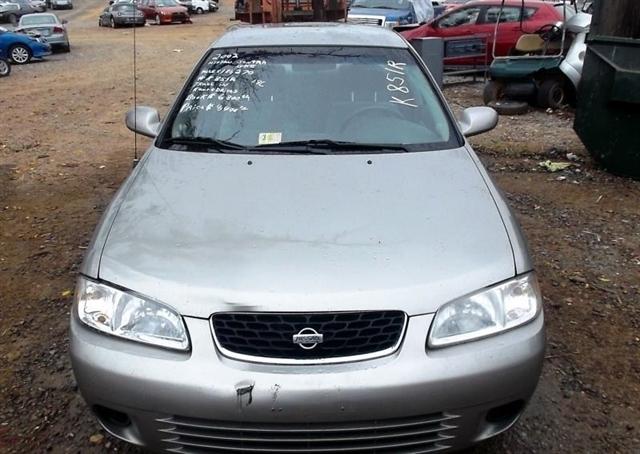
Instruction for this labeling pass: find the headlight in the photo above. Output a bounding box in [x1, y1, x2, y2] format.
[385, 20, 399, 28]
[428, 273, 541, 348]
[75, 277, 190, 351]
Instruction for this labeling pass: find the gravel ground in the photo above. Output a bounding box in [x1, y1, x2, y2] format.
[0, 3, 639, 452]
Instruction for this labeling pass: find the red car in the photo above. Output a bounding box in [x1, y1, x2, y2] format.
[137, 0, 190, 24]
[402, 0, 563, 65]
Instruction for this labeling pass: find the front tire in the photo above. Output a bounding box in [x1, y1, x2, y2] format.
[9, 44, 32, 65]
[196, 6, 203, 13]
[537, 78, 565, 109]
[0, 58, 10, 77]
[110, 16, 117, 28]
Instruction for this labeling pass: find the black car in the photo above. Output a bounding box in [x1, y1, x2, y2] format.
[0, 0, 36, 24]
[99, 3, 145, 27]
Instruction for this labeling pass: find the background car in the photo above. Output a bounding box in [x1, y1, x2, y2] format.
[401, 0, 563, 65]
[0, 2, 21, 24]
[208, 0, 217, 11]
[137, 0, 190, 24]
[347, 0, 434, 28]
[30, 0, 46, 11]
[16, 12, 69, 51]
[1, 0, 37, 24]
[190, 0, 209, 14]
[99, 3, 145, 27]
[0, 23, 50, 63]
[47, 0, 71, 9]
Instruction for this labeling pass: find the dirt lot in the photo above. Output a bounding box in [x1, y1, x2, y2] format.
[1, 2, 639, 452]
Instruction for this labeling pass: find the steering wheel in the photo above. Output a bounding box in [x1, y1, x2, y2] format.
[339, 105, 406, 134]
[535, 23, 562, 42]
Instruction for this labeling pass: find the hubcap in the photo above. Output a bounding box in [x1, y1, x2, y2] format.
[0, 60, 8, 75]
[12, 47, 28, 64]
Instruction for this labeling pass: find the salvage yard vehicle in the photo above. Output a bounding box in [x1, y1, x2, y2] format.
[137, 0, 190, 24]
[1, 0, 38, 24]
[0, 2, 20, 24]
[30, 0, 46, 12]
[402, 0, 563, 66]
[70, 23, 545, 453]
[347, 0, 434, 29]
[0, 23, 50, 63]
[47, 0, 72, 10]
[16, 12, 70, 52]
[483, 1, 591, 110]
[99, 3, 145, 27]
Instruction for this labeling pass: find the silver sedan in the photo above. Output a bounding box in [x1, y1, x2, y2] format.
[70, 23, 544, 453]
[16, 12, 69, 52]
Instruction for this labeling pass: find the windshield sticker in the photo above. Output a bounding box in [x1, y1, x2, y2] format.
[385, 61, 417, 108]
[258, 132, 282, 145]
[179, 52, 268, 114]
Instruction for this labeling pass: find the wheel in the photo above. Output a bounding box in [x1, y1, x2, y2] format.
[110, 16, 117, 28]
[196, 6, 203, 13]
[9, 44, 32, 64]
[490, 100, 529, 116]
[483, 80, 504, 105]
[155, 14, 161, 24]
[537, 78, 565, 109]
[0, 58, 10, 77]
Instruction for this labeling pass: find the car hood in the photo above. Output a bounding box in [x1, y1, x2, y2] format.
[98, 147, 515, 317]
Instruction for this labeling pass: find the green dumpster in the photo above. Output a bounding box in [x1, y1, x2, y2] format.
[573, 0, 640, 179]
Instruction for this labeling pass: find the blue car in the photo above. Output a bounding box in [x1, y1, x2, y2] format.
[0, 25, 51, 64]
[347, 0, 433, 28]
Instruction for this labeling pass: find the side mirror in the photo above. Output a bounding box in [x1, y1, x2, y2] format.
[457, 106, 498, 137]
[125, 106, 161, 138]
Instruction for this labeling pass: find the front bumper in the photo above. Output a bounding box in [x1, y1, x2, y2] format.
[70, 312, 545, 453]
[32, 44, 52, 58]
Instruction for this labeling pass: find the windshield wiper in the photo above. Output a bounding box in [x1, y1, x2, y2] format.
[163, 136, 248, 152]
[255, 140, 410, 153]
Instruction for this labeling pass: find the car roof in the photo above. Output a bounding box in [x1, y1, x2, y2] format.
[212, 23, 409, 49]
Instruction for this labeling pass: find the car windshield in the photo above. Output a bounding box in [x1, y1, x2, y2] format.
[115, 4, 136, 10]
[351, 0, 410, 10]
[20, 15, 57, 25]
[163, 46, 458, 152]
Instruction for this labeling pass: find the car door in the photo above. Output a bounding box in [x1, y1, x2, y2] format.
[139, 0, 154, 19]
[429, 5, 484, 65]
[475, 5, 538, 58]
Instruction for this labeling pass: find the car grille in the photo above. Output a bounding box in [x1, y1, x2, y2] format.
[347, 17, 383, 26]
[211, 311, 406, 364]
[157, 412, 460, 453]
[172, 12, 186, 20]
